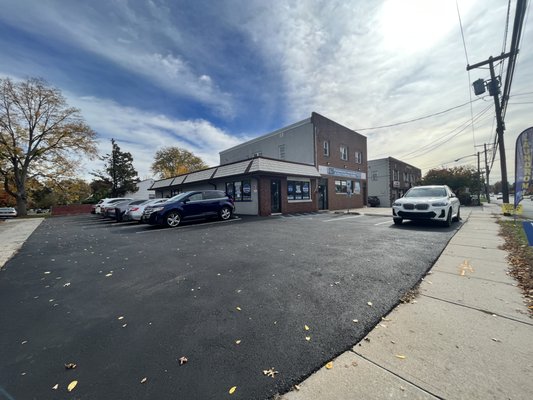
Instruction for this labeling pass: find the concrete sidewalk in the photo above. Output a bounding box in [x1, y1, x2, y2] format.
[0, 218, 44, 269]
[282, 204, 533, 400]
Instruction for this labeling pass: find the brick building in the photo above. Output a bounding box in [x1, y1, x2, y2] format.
[367, 157, 422, 207]
[150, 112, 367, 216]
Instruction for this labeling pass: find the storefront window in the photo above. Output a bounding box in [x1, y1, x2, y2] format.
[335, 180, 348, 193]
[225, 180, 252, 202]
[288, 180, 310, 200]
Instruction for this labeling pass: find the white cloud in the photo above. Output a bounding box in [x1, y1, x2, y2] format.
[69, 95, 243, 180]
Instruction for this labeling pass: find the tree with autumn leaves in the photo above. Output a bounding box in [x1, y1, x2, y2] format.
[0, 77, 97, 215]
[151, 146, 208, 179]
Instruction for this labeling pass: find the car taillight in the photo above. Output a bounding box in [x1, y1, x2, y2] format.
[131, 207, 139, 211]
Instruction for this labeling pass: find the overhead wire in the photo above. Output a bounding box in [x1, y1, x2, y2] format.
[399, 105, 493, 160]
[456, 0, 477, 149]
[354, 98, 482, 131]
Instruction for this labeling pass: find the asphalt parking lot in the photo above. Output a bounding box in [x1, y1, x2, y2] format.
[0, 213, 462, 399]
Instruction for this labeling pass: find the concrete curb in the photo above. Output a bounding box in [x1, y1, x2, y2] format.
[0, 218, 44, 269]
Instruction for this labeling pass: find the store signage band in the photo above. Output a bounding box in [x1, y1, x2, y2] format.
[318, 165, 366, 180]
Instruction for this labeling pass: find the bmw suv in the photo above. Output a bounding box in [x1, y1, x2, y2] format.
[143, 190, 235, 228]
[392, 185, 460, 226]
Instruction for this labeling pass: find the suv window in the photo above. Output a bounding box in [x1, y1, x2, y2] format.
[188, 193, 203, 201]
[204, 190, 226, 200]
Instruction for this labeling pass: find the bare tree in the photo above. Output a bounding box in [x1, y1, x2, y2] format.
[0, 77, 97, 215]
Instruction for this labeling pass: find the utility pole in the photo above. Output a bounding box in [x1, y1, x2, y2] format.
[484, 143, 490, 203]
[477, 152, 481, 206]
[467, 52, 511, 204]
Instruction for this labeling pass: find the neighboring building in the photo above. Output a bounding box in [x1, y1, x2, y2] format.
[125, 178, 156, 200]
[220, 112, 368, 211]
[150, 112, 367, 216]
[367, 157, 421, 207]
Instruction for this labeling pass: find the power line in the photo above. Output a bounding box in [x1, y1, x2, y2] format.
[354, 98, 482, 131]
[456, 0, 477, 148]
[399, 105, 493, 160]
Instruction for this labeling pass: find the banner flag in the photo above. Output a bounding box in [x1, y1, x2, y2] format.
[514, 127, 533, 208]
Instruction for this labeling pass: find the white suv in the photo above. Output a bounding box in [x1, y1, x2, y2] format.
[392, 185, 460, 226]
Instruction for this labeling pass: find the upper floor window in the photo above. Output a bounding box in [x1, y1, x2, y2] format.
[340, 145, 348, 161]
[372, 172, 378, 181]
[354, 151, 363, 164]
[323, 141, 330, 157]
[278, 144, 286, 159]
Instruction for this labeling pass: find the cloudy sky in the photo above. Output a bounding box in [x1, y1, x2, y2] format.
[0, 0, 531, 183]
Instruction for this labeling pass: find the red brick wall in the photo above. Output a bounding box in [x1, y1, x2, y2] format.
[51, 204, 93, 216]
[258, 175, 319, 216]
[312, 112, 367, 210]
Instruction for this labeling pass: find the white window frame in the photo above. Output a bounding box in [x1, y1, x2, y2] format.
[340, 145, 348, 161]
[354, 151, 363, 164]
[323, 141, 330, 157]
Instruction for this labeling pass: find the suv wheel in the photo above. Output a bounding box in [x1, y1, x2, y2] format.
[219, 206, 232, 221]
[393, 217, 403, 225]
[165, 211, 181, 228]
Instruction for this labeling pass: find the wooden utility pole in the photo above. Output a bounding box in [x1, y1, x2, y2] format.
[467, 52, 511, 204]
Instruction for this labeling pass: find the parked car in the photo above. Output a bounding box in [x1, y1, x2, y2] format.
[94, 198, 133, 214]
[114, 199, 149, 222]
[123, 198, 168, 222]
[0, 207, 17, 218]
[367, 196, 380, 207]
[143, 190, 234, 228]
[392, 185, 460, 226]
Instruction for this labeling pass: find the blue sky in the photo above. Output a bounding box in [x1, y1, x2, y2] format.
[1, 0, 532, 182]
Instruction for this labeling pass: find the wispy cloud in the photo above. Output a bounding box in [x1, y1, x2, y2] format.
[69, 95, 243, 178]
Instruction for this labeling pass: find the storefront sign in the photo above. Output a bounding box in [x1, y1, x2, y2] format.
[318, 165, 366, 180]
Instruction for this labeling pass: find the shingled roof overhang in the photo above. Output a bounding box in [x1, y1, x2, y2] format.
[149, 157, 321, 191]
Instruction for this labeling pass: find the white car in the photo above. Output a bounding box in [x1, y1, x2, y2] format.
[123, 198, 168, 222]
[0, 207, 17, 218]
[392, 185, 460, 226]
[94, 198, 133, 214]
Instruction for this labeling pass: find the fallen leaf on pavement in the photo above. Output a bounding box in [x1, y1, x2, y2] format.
[67, 380, 78, 392]
[491, 338, 502, 342]
[304, 325, 310, 331]
[382, 317, 391, 321]
[367, 302, 373, 306]
[64, 363, 77, 369]
[229, 386, 237, 394]
[235, 340, 241, 344]
[52, 384, 58, 390]
[305, 336, 311, 341]
[352, 319, 358, 323]
[236, 307, 241, 311]
[294, 384, 301, 391]
[105, 273, 112, 277]
[140, 377, 147, 384]
[395, 354, 406, 359]
[118, 316, 124, 320]
[325, 362, 333, 369]
[263, 368, 278, 378]
[179, 356, 188, 365]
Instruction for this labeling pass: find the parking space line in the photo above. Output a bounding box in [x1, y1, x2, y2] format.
[323, 215, 363, 222]
[135, 217, 241, 233]
[374, 220, 391, 226]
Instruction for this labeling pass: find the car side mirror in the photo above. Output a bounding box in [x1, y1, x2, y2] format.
[450, 193, 456, 198]
[182, 198, 189, 203]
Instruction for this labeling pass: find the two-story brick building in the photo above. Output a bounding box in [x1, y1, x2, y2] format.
[220, 112, 368, 211]
[150, 112, 367, 216]
[367, 157, 422, 207]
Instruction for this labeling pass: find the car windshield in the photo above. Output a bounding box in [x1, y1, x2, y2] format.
[405, 187, 447, 198]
